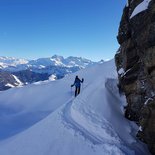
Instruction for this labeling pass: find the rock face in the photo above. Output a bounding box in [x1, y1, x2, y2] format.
[0, 71, 20, 91]
[13, 70, 50, 84]
[115, 0, 155, 154]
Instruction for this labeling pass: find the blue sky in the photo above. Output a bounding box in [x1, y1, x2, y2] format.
[0, 0, 126, 61]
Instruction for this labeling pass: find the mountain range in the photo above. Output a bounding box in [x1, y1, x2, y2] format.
[0, 55, 102, 91]
[0, 55, 98, 71]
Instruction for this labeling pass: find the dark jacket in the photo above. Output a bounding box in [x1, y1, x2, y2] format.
[71, 77, 83, 88]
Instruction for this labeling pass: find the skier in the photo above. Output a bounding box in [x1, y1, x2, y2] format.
[71, 76, 84, 97]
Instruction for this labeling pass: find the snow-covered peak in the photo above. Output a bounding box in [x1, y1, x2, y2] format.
[51, 54, 64, 61]
[65, 56, 95, 68]
[0, 55, 98, 72]
[50, 55, 65, 66]
[0, 56, 28, 68]
[29, 57, 63, 67]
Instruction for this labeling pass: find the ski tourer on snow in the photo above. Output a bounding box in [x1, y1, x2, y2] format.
[71, 76, 84, 97]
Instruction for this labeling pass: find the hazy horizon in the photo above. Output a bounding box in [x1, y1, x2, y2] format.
[0, 54, 109, 62]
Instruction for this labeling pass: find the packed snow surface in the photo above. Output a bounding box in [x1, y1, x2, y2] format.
[130, 0, 152, 19]
[0, 59, 150, 155]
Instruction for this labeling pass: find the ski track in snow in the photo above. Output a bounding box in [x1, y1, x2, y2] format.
[62, 78, 132, 154]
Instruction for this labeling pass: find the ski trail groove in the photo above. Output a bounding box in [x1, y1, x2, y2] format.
[63, 99, 102, 145]
[62, 78, 130, 154]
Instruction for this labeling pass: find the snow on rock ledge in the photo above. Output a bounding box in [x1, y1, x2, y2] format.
[130, 0, 152, 19]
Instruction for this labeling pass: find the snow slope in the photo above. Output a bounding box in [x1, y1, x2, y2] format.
[0, 60, 150, 155]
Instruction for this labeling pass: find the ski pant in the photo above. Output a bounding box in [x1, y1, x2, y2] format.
[75, 86, 80, 97]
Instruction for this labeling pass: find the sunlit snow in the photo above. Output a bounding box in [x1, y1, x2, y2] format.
[0, 59, 150, 155]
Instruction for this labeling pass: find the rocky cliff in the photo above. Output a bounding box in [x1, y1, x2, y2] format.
[0, 71, 20, 91]
[115, 0, 155, 154]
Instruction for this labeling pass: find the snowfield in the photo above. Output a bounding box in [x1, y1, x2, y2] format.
[0, 59, 150, 155]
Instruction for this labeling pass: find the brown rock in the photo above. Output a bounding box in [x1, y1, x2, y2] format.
[115, 0, 155, 154]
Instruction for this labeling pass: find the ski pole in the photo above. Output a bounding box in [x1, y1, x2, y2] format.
[71, 86, 72, 96]
[82, 78, 84, 90]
